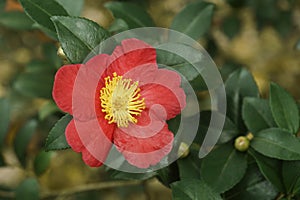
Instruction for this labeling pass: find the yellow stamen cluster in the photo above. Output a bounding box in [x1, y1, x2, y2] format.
[100, 72, 145, 127]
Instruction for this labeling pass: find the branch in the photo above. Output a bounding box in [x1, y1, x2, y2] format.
[0, 180, 144, 199]
[41, 180, 143, 199]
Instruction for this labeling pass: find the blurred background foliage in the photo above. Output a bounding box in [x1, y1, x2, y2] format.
[0, 0, 300, 199]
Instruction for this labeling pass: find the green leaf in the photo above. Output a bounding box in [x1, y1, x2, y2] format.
[282, 161, 300, 194]
[171, 179, 222, 200]
[45, 114, 72, 151]
[42, 43, 62, 69]
[251, 128, 300, 160]
[55, 0, 84, 16]
[225, 68, 259, 131]
[196, 111, 239, 145]
[0, 11, 33, 30]
[156, 162, 179, 188]
[108, 169, 156, 181]
[51, 16, 110, 63]
[0, 98, 10, 149]
[16, 178, 39, 200]
[156, 46, 207, 91]
[200, 144, 248, 193]
[108, 18, 129, 33]
[269, 82, 299, 134]
[225, 164, 278, 200]
[34, 151, 53, 176]
[249, 149, 284, 192]
[242, 97, 277, 133]
[177, 146, 201, 179]
[14, 71, 54, 99]
[170, 1, 214, 40]
[104, 2, 155, 29]
[14, 119, 38, 165]
[19, 0, 68, 35]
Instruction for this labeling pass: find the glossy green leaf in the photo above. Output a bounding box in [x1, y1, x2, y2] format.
[170, 1, 214, 40]
[14, 71, 54, 99]
[45, 114, 72, 151]
[16, 178, 39, 200]
[251, 128, 300, 160]
[269, 82, 299, 134]
[196, 111, 239, 144]
[0, 11, 33, 30]
[0, 98, 10, 149]
[225, 164, 278, 200]
[242, 97, 276, 133]
[200, 144, 248, 193]
[108, 18, 129, 33]
[156, 46, 207, 91]
[19, 0, 68, 35]
[157, 162, 179, 188]
[108, 169, 156, 181]
[104, 2, 155, 29]
[34, 151, 53, 176]
[249, 149, 284, 192]
[177, 146, 201, 179]
[282, 161, 300, 194]
[225, 68, 259, 131]
[51, 16, 109, 63]
[14, 119, 38, 165]
[42, 43, 62, 69]
[55, 0, 84, 16]
[171, 179, 222, 200]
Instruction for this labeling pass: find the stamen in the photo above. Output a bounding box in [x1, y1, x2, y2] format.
[100, 72, 145, 127]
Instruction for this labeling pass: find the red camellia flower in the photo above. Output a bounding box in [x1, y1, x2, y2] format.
[53, 38, 186, 168]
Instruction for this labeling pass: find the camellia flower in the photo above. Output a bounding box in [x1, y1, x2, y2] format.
[53, 38, 186, 168]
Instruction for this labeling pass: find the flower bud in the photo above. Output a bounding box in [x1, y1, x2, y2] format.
[234, 136, 250, 152]
[178, 142, 190, 158]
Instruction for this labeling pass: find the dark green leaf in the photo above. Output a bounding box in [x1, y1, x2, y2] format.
[170, 1, 214, 40]
[14, 119, 38, 165]
[171, 179, 222, 200]
[108, 18, 129, 33]
[196, 111, 239, 144]
[55, 0, 84, 16]
[34, 151, 53, 176]
[156, 162, 179, 188]
[282, 161, 300, 194]
[104, 2, 155, 29]
[108, 169, 156, 181]
[16, 178, 39, 200]
[251, 128, 300, 160]
[14, 71, 54, 99]
[45, 114, 72, 151]
[0, 98, 10, 149]
[51, 16, 109, 63]
[156, 45, 207, 91]
[225, 68, 259, 131]
[200, 144, 247, 193]
[19, 0, 68, 35]
[225, 164, 278, 200]
[177, 146, 201, 179]
[42, 43, 62, 69]
[0, 11, 33, 30]
[242, 97, 276, 133]
[220, 62, 241, 81]
[221, 14, 241, 39]
[269, 82, 299, 134]
[249, 149, 284, 192]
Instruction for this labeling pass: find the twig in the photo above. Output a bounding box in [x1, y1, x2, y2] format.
[41, 180, 143, 199]
[0, 180, 143, 199]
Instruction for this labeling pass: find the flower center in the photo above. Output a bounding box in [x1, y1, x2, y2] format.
[100, 72, 145, 127]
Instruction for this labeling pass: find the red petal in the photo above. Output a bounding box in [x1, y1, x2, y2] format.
[52, 64, 81, 114]
[105, 38, 157, 76]
[82, 148, 103, 167]
[140, 69, 186, 120]
[113, 123, 174, 168]
[65, 119, 84, 152]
